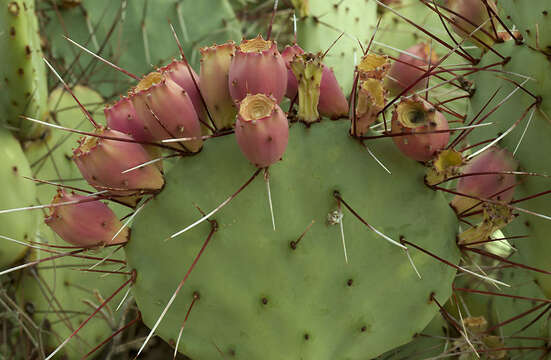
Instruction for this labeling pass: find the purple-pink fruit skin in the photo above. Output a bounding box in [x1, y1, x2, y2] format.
[105, 97, 150, 142]
[391, 99, 450, 162]
[160, 60, 206, 124]
[456, 146, 518, 204]
[229, 38, 287, 104]
[388, 43, 435, 95]
[45, 189, 129, 247]
[318, 66, 349, 119]
[131, 76, 203, 152]
[235, 95, 289, 168]
[73, 129, 164, 195]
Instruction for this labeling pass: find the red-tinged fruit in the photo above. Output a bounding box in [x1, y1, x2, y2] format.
[200, 42, 237, 130]
[45, 189, 129, 247]
[391, 96, 449, 162]
[229, 35, 287, 104]
[105, 96, 150, 142]
[448, 0, 498, 49]
[451, 146, 518, 215]
[318, 66, 349, 120]
[160, 59, 207, 126]
[387, 43, 439, 96]
[235, 93, 289, 168]
[130, 72, 203, 152]
[73, 128, 164, 196]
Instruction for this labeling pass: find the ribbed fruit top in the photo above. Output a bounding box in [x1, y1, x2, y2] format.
[135, 71, 163, 92]
[240, 37, 272, 53]
[396, 100, 429, 128]
[239, 94, 275, 121]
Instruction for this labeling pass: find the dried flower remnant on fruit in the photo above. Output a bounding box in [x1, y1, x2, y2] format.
[354, 78, 385, 136]
[284, 45, 348, 120]
[290, 53, 323, 123]
[462, 316, 488, 334]
[425, 149, 464, 186]
[357, 53, 391, 80]
[458, 204, 514, 245]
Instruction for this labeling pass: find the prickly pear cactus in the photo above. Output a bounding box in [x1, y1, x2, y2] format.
[498, 0, 550, 55]
[126, 120, 460, 359]
[0, 0, 48, 139]
[465, 40, 551, 298]
[382, 257, 551, 360]
[1, 1, 551, 359]
[17, 85, 128, 359]
[40, 0, 242, 96]
[296, 0, 377, 93]
[0, 130, 37, 268]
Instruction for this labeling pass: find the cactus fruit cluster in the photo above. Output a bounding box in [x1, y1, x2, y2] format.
[0, 0, 550, 359]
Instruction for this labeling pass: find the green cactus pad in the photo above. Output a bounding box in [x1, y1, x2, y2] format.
[466, 41, 551, 298]
[126, 119, 461, 359]
[382, 264, 551, 359]
[0, 0, 48, 140]
[18, 85, 128, 359]
[23, 85, 99, 194]
[296, 0, 377, 94]
[41, 0, 242, 96]
[0, 130, 38, 268]
[499, 0, 551, 56]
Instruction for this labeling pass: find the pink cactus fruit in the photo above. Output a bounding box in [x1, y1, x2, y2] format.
[354, 78, 385, 136]
[387, 43, 439, 96]
[451, 146, 518, 215]
[73, 128, 164, 197]
[448, 0, 498, 48]
[235, 93, 289, 168]
[159, 59, 207, 126]
[228, 35, 288, 104]
[318, 66, 349, 119]
[199, 41, 238, 130]
[391, 96, 449, 162]
[130, 71, 203, 152]
[105, 97, 150, 142]
[45, 189, 129, 247]
[281, 44, 305, 100]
